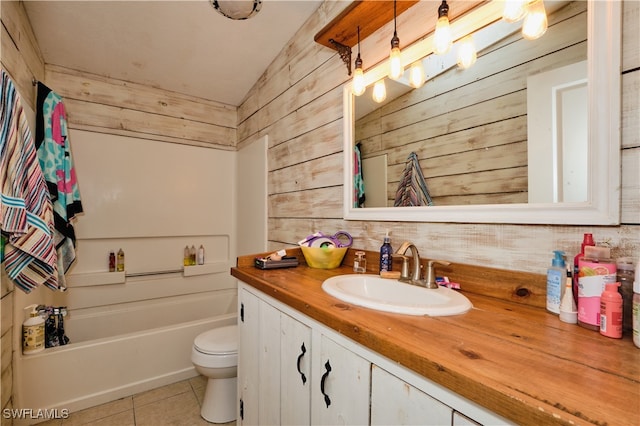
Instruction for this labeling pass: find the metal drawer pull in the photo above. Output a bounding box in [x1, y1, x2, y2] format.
[296, 342, 307, 384]
[320, 360, 332, 407]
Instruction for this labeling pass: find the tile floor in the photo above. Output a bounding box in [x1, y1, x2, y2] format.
[37, 375, 235, 426]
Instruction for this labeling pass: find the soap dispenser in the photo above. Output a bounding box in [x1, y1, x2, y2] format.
[547, 250, 566, 314]
[379, 231, 393, 273]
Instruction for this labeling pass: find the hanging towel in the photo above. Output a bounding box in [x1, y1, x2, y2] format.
[353, 144, 366, 208]
[1, 69, 59, 293]
[394, 152, 434, 207]
[36, 82, 83, 288]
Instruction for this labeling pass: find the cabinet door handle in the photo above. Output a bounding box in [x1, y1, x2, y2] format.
[296, 342, 307, 385]
[320, 360, 332, 408]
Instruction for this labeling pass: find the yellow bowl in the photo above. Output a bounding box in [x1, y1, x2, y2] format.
[300, 246, 348, 269]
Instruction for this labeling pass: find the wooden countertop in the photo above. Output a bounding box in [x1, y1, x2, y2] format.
[231, 249, 639, 425]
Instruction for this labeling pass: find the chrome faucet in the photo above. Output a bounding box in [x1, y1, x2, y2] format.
[395, 241, 422, 284]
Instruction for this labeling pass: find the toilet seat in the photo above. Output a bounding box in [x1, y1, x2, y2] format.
[194, 325, 237, 355]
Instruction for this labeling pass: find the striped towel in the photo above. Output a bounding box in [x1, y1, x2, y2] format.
[394, 152, 434, 207]
[1, 69, 59, 292]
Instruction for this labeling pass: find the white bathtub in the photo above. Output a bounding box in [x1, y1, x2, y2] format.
[15, 290, 237, 413]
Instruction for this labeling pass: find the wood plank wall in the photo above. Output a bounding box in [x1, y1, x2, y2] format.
[356, 2, 587, 206]
[0, 0, 44, 415]
[238, 0, 639, 275]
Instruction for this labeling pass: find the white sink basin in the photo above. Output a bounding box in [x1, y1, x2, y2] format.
[322, 274, 472, 316]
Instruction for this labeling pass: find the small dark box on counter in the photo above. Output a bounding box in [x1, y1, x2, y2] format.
[254, 256, 299, 270]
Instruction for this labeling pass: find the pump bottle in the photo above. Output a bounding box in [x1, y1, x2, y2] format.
[573, 233, 595, 303]
[23, 305, 45, 354]
[379, 232, 393, 273]
[547, 250, 566, 314]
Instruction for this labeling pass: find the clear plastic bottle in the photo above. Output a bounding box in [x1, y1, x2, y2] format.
[353, 251, 366, 273]
[197, 245, 205, 265]
[546, 250, 565, 314]
[183, 246, 190, 267]
[189, 245, 196, 266]
[116, 248, 125, 272]
[616, 257, 635, 332]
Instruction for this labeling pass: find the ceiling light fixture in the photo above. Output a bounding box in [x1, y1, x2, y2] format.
[211, 0, 262, 20]
[389, 0, 403, 80]
[352, 27, 366, 96]
[433, 0, 453, 55]
[522, 0, 548, 40]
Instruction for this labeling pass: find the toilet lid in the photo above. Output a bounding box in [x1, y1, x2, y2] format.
[194, 325, 237, 355]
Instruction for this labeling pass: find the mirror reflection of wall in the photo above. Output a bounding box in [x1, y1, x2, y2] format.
[354, 1, 586, 207]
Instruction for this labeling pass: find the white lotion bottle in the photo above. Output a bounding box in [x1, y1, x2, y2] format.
[22, 304, 45, 354]
[559, 267, 578, 323]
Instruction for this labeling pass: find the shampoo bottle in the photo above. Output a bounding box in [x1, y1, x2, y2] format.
[117, 248, 125, 272]
[197, 245, 205, 265]
[547, 251, 566, 314]
[600, 282, 622, 338]
[22, 304, 45, 354]
[379, 232, 393, 273]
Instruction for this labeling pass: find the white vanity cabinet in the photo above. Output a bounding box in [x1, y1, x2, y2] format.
[238, 285, 370, 425]
[237, 281, 511, 426]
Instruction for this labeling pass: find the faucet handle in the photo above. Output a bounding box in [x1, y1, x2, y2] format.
[425, 260, 451, 289]
[393, 254, 411, 281]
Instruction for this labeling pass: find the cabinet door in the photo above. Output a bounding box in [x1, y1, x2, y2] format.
[371, 365, 453, 425]
[239, 288, 281, 425]
[238, 288, 260, 425]
[258, 297, 281, 424]
[312, 334, 371, 425]
[280, 312, 312, 425]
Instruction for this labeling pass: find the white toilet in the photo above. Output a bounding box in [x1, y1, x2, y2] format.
[191, 325, 238, 423]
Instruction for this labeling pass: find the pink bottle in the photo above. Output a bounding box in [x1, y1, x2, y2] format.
[600, 282, 623, 338]
[573, 233, 594, 303]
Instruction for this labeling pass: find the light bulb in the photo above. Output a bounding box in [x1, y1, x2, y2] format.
[502, 0, 527, 23]
[353, 27, 366, 96]
[372, 80, 387, 103]
[352, 67, 366, 96]
[522, 0, 548, 40]
[409, 62, 425, 88]
[389, 47, 403, 80]
[457, 36, 477, 69]
[389, 28, 403, 80]
[433, 4, 452, 56]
